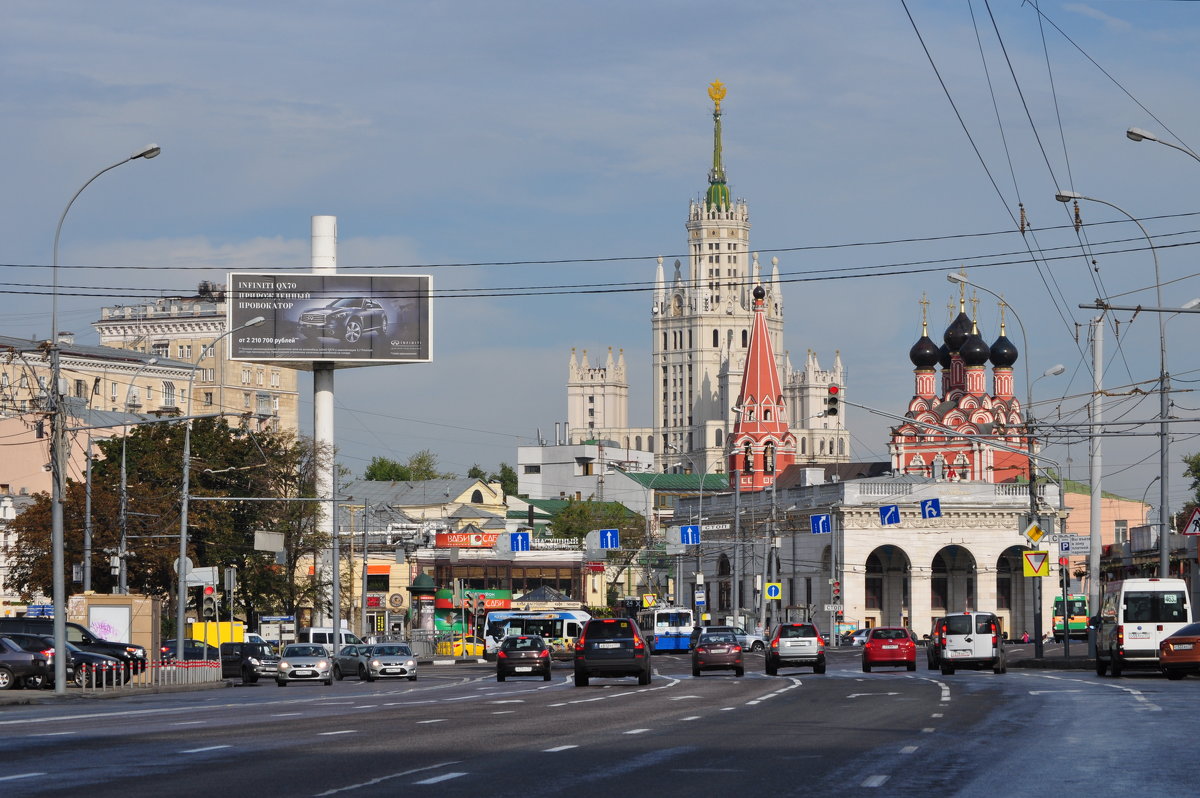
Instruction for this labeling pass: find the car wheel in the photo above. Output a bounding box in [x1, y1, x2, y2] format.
[908, 661, 917, 672]
[242, 668, 258, 685]
[23, 674, 47, 690]
[814, 661, 827, 675]
[751, 641, 764, 652]
[1095, 655, 1109, 676]
[940, 663, 955, 676]
[766, 661, 778, 676]
[692, 666, 701, 677]
[574, 670, 589, 687]
[543, 671, 552, 682]
[0, 666, 14, 690]
[862, 661, 871, 673]
[1166, 669, 1186, 681]
[277, 680, 287, 687]
[735, 668, 745, 678]
[380, 314, 388, 334]
[638, 668, 652, 686]
[1110, 652, 1123, 677]
[73, 664, 90, 688]
[333, 665, 343, 681]
[325, 678, 333, 686]
[359, 665, 368, 681]
[343, 318, 363, 343]
[408, 675, 418, 682]
[497, 672, 506, 682]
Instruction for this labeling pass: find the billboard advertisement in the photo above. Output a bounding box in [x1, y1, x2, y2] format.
[227, 272, 431, 363]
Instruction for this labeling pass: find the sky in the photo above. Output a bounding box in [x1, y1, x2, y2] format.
[4, 1, 1200, 521]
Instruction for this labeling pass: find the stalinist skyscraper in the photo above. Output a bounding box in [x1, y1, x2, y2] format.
[568, 82, 848, 474]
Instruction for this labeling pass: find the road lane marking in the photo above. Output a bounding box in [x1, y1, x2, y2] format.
[414, 772, 467, 785]
[931, 713, 943, 718]
[319, 730, 357, 736]
[922, 728, 935, 733]
[847, 692, 900, 698]
[681, 716, 701, 721]
[720, 707, 736, 711]
[417, 719, 447, 724]
[900, 746, 919, 754]
[170, 721, 205, 726]
[181, 745, 231, 754]
[624, 728, 651, 734]
[0, 773, 45, 782]
[545, 745, 579, 752]
[490, 700, 524, 704]
[669, 695, 702, 700]
[863, 775, 890, 787]
[492, 710, 516, 715]
[314, 762, 462, 796]
[33, 731, 75, 736]
[273, 712, 302, 717]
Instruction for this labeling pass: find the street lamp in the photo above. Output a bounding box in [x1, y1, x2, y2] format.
[1126, 128, 1200, 164]
[175, 315, 266, 661]
[49, 144, 161, 695]
[1055, 190, 1173, 579]
[947, 272, 1063, 657]
[118, 357, 159, 593]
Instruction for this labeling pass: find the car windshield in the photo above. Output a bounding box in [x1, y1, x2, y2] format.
[373, 645, 411, 656]
[326, 298, 360, 309]
[283, 645, 325, 657]
[944, 616, 974, 635]
[1124, 591, 1189, 623]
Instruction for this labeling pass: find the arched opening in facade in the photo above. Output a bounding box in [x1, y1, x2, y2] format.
[865, 545, 913, 627]
[930, 546, 978, 615]
[717, 553, 732, 611]
[996, 546, 1034, 639]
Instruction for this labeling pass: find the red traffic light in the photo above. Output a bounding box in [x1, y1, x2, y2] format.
[203, 585, 216, 596]
[828, 384, 840, 395]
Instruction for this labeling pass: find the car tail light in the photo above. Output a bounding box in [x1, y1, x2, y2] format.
[576, 632, 586, 649]
[816, 635, 825, 646]
[1116, 625, 1124, 647]
[633, 635, 645, 650]
[538, 649, 550, 659]
[771, 638, 780, 650]
[497, 650, 508, 659]
[697, 646, 708, 654]
[733, 645, 742, 653]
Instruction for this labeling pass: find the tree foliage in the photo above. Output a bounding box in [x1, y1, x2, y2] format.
[363, 449, 454, 481]
[4, 419, 330, 630]
[548, 498, 647, 589]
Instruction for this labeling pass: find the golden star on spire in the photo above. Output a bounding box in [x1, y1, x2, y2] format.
[708, 80, 727, 111]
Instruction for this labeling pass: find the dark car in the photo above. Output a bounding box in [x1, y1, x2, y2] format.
[574, 617, 653, 687]
[2, 633, 121, 688]
[298, 297, 388, 343]
[0, 618, 146, 679]
[496, 635, 552, 682]
[160, 639, 220, 663]
[765, 623, 826, 675]
[926, 617, 945, 669]
[220, 641, 280, 684]
[691, 631, 744, 677]
[0, 635, 50, 689]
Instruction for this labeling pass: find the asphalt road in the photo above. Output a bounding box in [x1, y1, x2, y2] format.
[1, 646, 1197, 797]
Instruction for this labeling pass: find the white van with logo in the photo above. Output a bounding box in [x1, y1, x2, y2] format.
[1095, 577, 1191, 676]
[936, 611, 1006, 675]
[297, 627, 365, 656]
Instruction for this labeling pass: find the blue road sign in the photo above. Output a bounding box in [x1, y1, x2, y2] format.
[680, 524, 701, 545]
[879, 505, 900, 526]
[920, 498, 942, 519]
[810, 514, 832, 534]
[599, 528, 620, 549]
[509, 532, 531, 552]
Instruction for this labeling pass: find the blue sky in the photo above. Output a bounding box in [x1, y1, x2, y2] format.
[4, 1, 1200, 518]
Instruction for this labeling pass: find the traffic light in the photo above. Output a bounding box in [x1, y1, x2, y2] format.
[202, 585, 217, 620]
[825, 384, 840, 416]
[475, 594, 486, 616]
[831, 580, 841, 600]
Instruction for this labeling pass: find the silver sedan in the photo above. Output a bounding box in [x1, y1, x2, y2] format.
[362, 643, 418, 681]
[276, 644, 334, 686]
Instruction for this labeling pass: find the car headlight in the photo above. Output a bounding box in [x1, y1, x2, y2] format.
[371, 659, 382, 668]
[279, 662, 291, 671]
[405, 660, 416, 668]
[248, 657, 261, 665]
[317, 660, 330, 670]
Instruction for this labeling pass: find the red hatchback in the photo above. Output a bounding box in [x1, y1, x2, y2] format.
[862, 627, 917, 672]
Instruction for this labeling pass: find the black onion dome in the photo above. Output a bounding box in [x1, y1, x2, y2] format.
[960, 331, 990, 366]
[990, 333, 1019, 368]
[943, 311, 972, 351]
[938, 342, 952, 369]
[753, 285, 766, 301]
[909, 335, 940, 368]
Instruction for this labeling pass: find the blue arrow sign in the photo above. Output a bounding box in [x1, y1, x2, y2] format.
[920, 498, 942, 519]
[880, 505, 900, 526]
[599, 528, 620, 549]
[810, 514, 832, 534]
[509, 532, 530, 552]
[765, 583, 782, 600]
[680, 524, 700, 545]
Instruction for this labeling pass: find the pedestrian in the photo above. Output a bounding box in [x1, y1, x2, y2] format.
[1021, 630, 1029, 644]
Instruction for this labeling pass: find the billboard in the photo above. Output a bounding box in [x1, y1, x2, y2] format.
[227, 272, 431, 363]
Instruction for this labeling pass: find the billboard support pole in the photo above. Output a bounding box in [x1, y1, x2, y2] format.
[313, 215, 338, 628]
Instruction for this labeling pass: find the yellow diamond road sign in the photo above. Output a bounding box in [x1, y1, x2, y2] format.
[1023, 521, 1046, 544]
[1023, 550, 1050, 577]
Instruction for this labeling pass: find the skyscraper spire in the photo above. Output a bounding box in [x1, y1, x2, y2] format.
[706, 80, 730, 210]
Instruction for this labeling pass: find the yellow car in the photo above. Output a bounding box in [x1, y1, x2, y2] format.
[436, 636, 486, 657]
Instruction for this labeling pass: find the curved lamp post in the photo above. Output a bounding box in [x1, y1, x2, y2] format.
[1055, 191, 1173, 580]
[1126, 128, 1200, 165]
[118, 357, 159, 593]
[49, 144, 161, 695]
[947, 272, 1063, 657]
[175, 316, 266, 661]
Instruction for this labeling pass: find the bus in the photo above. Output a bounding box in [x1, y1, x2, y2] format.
[1053, 593, 1089, 642]
[635, 605, 694, 653]
[483, 610, 591, 660]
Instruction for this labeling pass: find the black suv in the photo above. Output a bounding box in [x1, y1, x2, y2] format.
[573, 617, 653, 687]
[220, 641, 280, 684]
[0, 618, 146, 680]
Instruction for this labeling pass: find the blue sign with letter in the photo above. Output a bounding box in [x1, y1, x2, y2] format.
[879, 505, 900, 526]
[509, 532, 531, 552]
[920, 498, 942, 519]
[810, 514, 832, 534]
[680, 524, 701, 545]
[599, 528, 620, 549]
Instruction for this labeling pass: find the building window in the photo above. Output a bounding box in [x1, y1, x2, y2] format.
[162, 381, 176, 407]
[203, 391, 213, 407]
[241, 368, 251, 385]
[243, 392, 251, 408]
[151, 343, 168, 357]
[1115, 520, 1128, 544]
[523, 465, 541, 474]
[177, 345, 192, 360]
[270, 371, 280, 388]
[74, 379, 87, 398]
[741, 329, 748, 347]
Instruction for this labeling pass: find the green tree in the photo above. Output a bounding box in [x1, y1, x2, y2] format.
[363, 456, 410, 481]
[467, 464, 488, 480]
[548, 498, 646, 593]
[491, 462, 518, 497]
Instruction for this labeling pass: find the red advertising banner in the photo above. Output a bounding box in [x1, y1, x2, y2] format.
[435, 531, 500, 548]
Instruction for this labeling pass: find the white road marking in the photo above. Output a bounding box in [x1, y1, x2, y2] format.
[922, 728, 935, 733]
[492, 710, 516, 715]
[490, 700, 524, 704]
[417, 719, 447, 724]
[545, 745, 579, 752]
[863, 775, 890, 787]
[624, 728, 651, 734]
[272, 712, 303, 717]
[681, 716, 702, 721]
[180, 745, 230, 754]
[931, 713, 943, 718]
[319, 730, 357, 736]
[33, 731, 75, 736]
[900, 745, 919, 754]
[720, 707, 736, 711]
[847, 692, 900, 698]
[170, 721, 205, 726]
[314, 762, 462, 796]
[1028, 690, 1083, 695]
[669, 695, 702, 700]
[0, 773, 45, 782]
[414, 772, 467, 785]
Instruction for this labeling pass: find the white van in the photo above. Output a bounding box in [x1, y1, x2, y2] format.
[1095, 577, 1191, 676]
[297, 627, 365, 655]
[935, 611, 1006, 675]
